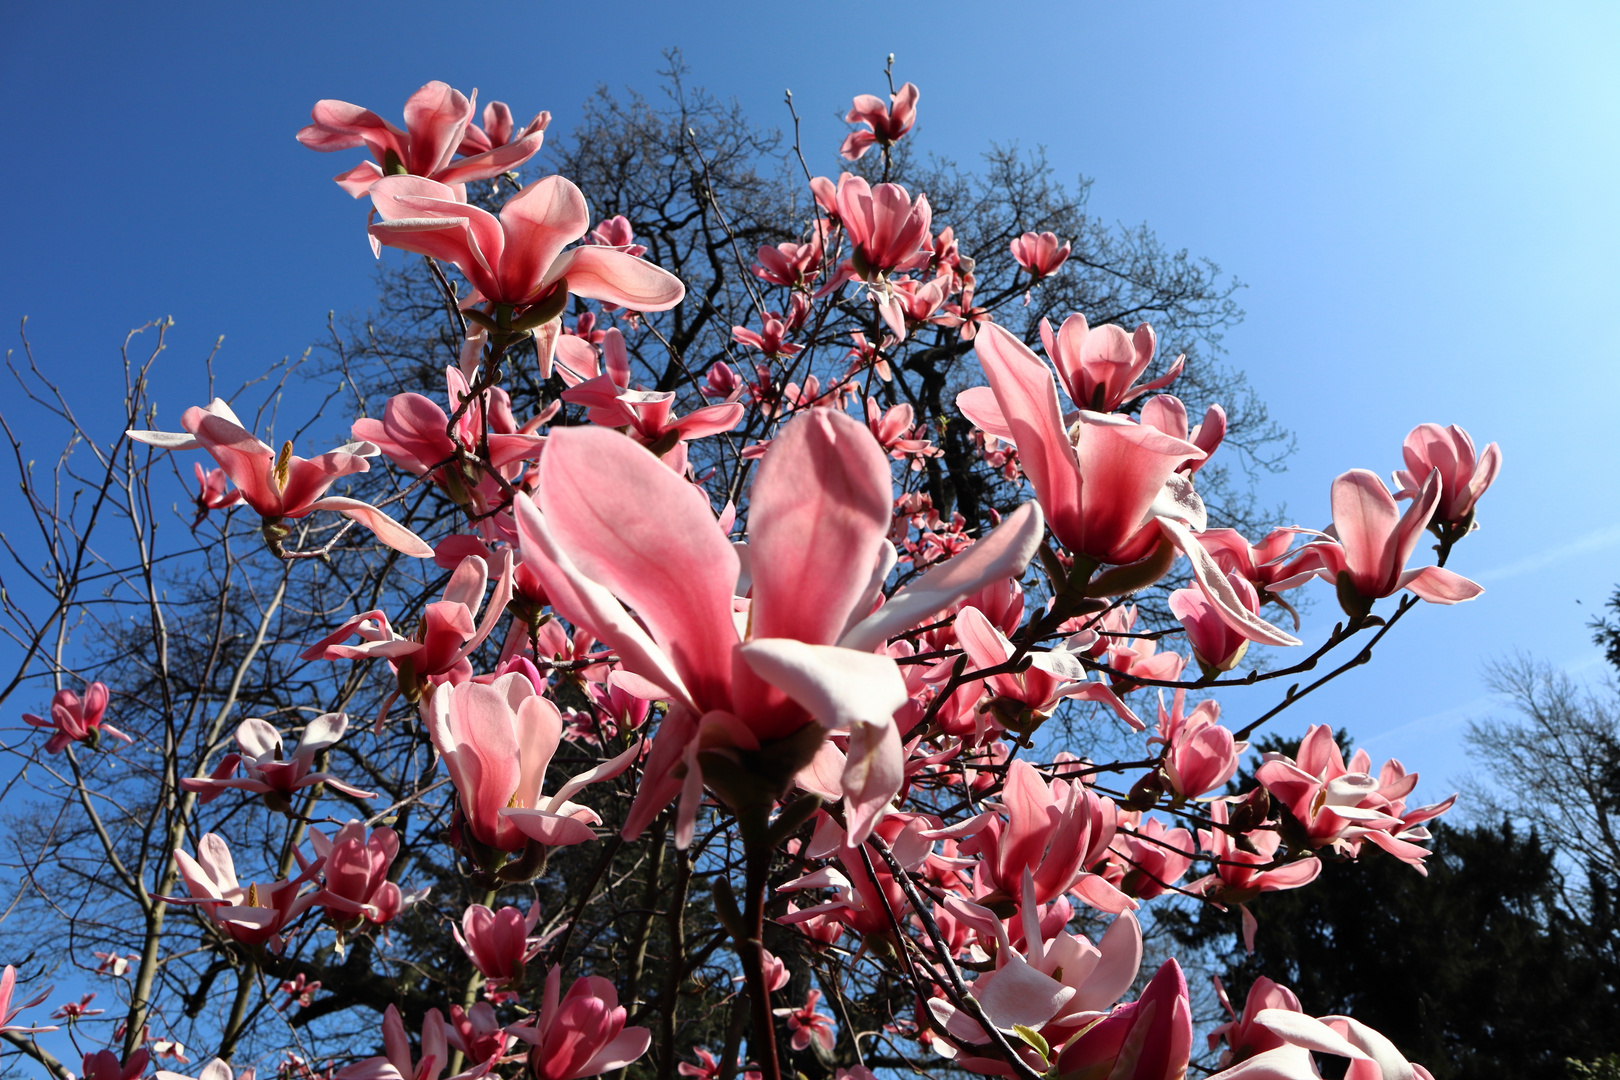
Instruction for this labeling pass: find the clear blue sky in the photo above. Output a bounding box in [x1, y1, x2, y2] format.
[4, 1, 1618, 806]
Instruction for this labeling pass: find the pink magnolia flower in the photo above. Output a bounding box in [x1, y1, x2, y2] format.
[93, 952, 139, 977]
[302, 552, 514, 708]
[833, 174, 933, 278]
[1298, 469, 1484, 617]
[297, 81, 545, 198]
[928, 891, 1142, 1068]
[181, 713, 374, 810]
[279, 974, 321, 1009]
[1198, 527, 1319, 629]
[0, 966, 56, 1035]
[513, 410, 1043, 846]
[193, 463, 242, 523]
[754, 233, 825, 288]
[561, 330, 745, 471]
[1392, 423, 1501, 536]
[955, 606, 1142, 733]
[1255, 725, 1455, 871]
[1188, 801, 1321, 948]
[454, 903, 545, 989]
[1054, 958, 1192, 1080]
[23, 682, 129, 754]
[959, 323, 1300, 649]
[1139, 394, 1226, 475]
[51, 993, 103, 1020]
[1010, 231, 1071, 278]
[864, 399, 939, 464]
[510, 967, 651, 1080]
[82, 1050, 150, 1080]
[701, 361, 743, 401]
[305, 821, 405, 926]
[351, 368, 544, 485]
[774, 989, 836, 1053]
[732, 312, 804, 358]
[1170, 573, 1262, 674]
[457, 100, 551, 159]
[678, 1049, 763, 1080]
[845, 331, 893, 382]
[1040, 314, 1184, 414]
[333, 1004, 457, 1080]
[157, 1058, 256, 1080]
[1209, 975, 1302, 1067]
[840, 82, 919, 160]
[367, 175, 685, 315]
[159, 834, 321, 951]
[1152, 692, 1244, 801]
[128, 399, 432, 557]
[1106, 816, 1195, 900]
[428, 672, 641, 856]
[584, 214, 648, 257]
[1206, 1008, 1436, 1080]
[953, 758, 1127, 914]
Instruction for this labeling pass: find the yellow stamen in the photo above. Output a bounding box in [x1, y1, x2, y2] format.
[273, 441, 293, 492]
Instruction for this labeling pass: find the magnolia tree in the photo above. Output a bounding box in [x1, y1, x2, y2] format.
[0, 63, 1503, 1080]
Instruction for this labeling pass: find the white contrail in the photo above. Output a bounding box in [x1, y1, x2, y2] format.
[1476, 521, 1620, 582]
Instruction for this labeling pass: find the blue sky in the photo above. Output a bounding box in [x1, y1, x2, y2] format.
[4, 1, 1618, 816]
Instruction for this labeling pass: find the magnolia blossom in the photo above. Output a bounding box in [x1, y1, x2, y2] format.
[1256, 725, 1455, 871]
[303, 552, 514, 708]
[959, 759, 1132, 913]
[334, 1004, 458, 1080]
[182, 713, 374, 809]
[1207, 1001, 1437, 1080]
[156, 1059, 256, 1080]
[959, 323, 1300, 651]
[1392, 422, 1501, 535]
[458, 100, 551, 158]
[1106, 816, 1195, 900]
[773, 989, 835, 1052]
[298, 81, 545, 198]
[128, 399, 432, 557]
[82, 1050, 151, 1080]
[0, 965, 57, 1035]
[1039, 314, 1183, 414]
[1053, 958, 1192, 1080]
[367, 175, 685, 315]
[955, 606, 1143, 733]
[1170, 573, 1263, 674]
[351, 367, 544, 484]
[193, 463, 241, 522]
[1296, 469, 1483, 617]
[509, 967, 651, 1080]
[840, 82, 919, 160]
[1189, 801, 1321, 950]
[23, 682, 129, 754]
[159, 834, 320, 951]
[1152, 691, 1244, 801]
[1010, 231, 1071, 278]
[304, 822, 406, 926]
[454, 903, 545, 989]
[560, 329, 745, 472]
[428, 673, 640, 855]
[513, 409, 1043, 846]
[833, 174, 933, 278]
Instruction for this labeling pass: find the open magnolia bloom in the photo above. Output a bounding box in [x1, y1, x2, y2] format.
[180, 713, 375, 810]
[513, 409, 1045, 846]
[297, 80, 546, 199]
[427, 672, 642, 857]
[959, 322, 1300, 649]
[367, 174, 686, 318]
[128, 399, 433, 557]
